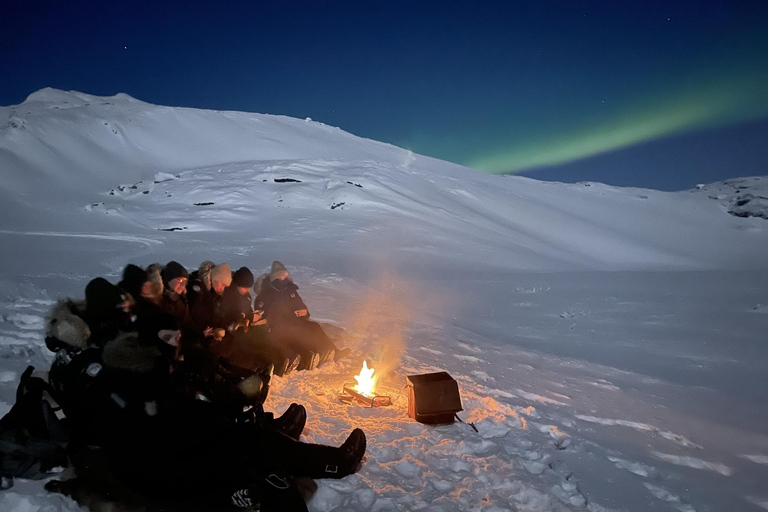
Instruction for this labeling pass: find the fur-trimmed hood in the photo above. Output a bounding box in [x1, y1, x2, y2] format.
[252, 273, 270, 296]
[46, 299, 91, 351]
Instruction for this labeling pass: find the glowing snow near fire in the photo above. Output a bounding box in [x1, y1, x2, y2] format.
[352, 360, 377, 397]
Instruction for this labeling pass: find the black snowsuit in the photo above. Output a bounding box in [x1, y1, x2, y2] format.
[217, 286, 296, 375]
[255, 279, 336, 368]
[52, 336, 356, 511]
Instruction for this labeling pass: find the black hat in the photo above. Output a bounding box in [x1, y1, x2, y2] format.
[161, 261, 189, 285]
[232, 266, 255, 288]
[118, 264, 148, 299]
[85, 277, 127, 313]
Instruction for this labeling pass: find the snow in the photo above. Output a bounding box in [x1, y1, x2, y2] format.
[1, 88, 767, 511]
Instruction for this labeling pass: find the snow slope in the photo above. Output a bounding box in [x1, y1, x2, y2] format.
[1, 89, 767, 512]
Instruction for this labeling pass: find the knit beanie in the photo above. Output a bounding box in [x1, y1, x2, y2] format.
[85, 277, 127, 313]
[270, 261, 289, 281]
[232, 266, 255, 288]
[161, 260, 189, 286]
[211, 263, 233, 287]
[118, 264, 148, 299]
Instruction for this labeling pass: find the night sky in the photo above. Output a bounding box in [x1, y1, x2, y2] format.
[2, 0, 767, 190]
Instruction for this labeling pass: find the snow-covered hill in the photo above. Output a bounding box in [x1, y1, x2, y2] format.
[1, 89, 767, 512]
[2, 88, 767, 271]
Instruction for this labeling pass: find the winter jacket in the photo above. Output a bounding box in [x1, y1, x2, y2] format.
[220, 286, 253, 332]
[255, 280, 309, 328]
[159, 290, 191, 328]
[186, 273, 207, 310]
[189, 286, 225, 334]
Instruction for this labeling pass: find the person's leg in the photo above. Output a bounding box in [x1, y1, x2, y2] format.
[236, 427, 367, 480]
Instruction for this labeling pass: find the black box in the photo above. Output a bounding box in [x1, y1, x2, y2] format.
[406, 372, 463, 424]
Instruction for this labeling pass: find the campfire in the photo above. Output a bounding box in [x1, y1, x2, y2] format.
[340, 360, 392, 407]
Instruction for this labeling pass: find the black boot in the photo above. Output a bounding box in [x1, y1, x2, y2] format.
[338, 428, 366, 476]
[272, 403, 307, 441]
[286, 353, 301, 374]
[297, 351, 319, 371]
[318, 348, 335, 367]
[273, 357, 290, 377]
[299, 429, 367, 479]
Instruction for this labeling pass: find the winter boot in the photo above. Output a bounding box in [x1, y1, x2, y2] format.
[318, 348, 335, 367]
[273, 357, 290, 378]
[287, 353, 302, 374]
[297, 351, 319, 371]
[338, 428, 366, 476]
[297, 428, 367, 479]
[272, 403, 307, 440]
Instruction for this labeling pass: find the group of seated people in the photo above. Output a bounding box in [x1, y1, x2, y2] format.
[43, 260, 363, 512]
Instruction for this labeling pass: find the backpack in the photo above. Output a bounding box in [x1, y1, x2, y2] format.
[0, 366, 69, 486]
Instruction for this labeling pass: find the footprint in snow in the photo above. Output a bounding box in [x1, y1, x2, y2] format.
[471, 370, 494, 382]
[537, 424, 572, 450]
[607, 455, 659, 478]
[740, 454, 768, 465]
[456, 342, 482, 353]
[651, 452, 733, 476]
[393, 460, 422, 479]
[644, 483, 697, 512]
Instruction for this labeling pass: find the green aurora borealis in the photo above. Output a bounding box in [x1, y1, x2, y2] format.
[469, 69, 768, 174]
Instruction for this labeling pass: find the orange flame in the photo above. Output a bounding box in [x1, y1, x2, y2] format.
[352, 360, 377, 397]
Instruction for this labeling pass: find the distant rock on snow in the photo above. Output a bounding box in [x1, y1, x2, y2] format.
[694, 176, 768, 220]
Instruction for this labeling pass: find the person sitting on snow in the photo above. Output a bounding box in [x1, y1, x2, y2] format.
[186, 262, 278, 387]
[218, 267, 301, 377]
[189, 262, 231, 342]
[187, 260, 215, 309]
[159, 260, 192, 328]
[118, 264, 163, 330]
[46, 309, 366, 512]
[81, 277, 135, 347]
[255, 261, 349, 370]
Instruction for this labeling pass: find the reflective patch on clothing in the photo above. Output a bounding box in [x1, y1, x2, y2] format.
[265, 473, 290, 489]
[231, 488, 253, 508]
[110, 393, 127, 409]
[86, 362, 102, 377]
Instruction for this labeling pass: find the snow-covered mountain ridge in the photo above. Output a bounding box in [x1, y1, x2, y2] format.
[1, 88, 766, 271]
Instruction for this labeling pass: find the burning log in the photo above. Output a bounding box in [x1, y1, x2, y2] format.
[339, 360, 392, 407]
[341, 383, 392, 407]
